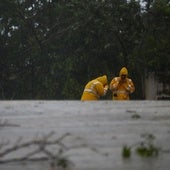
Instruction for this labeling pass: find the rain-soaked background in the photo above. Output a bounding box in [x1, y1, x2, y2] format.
[0, 100, 170, 170]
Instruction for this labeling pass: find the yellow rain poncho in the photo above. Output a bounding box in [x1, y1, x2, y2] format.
[81, 75, 108, 101]
[109, 67, 135, 100]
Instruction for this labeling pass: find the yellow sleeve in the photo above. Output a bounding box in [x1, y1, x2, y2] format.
[125, 79, 135, 93]
[95, 82, 105, 96]
[109, 77, 119, 91]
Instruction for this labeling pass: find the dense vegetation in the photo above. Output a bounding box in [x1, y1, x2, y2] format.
[0, 0, 170, 99]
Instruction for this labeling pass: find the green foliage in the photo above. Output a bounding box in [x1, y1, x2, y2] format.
[136, 133, 159, 157]
[57, 157, 70, 168]
[122, 133, 160, 159]
[0, 0, 169, 99]
[131, 113, 141, 119]
[122, 145, 131, 158]
[136, 142, 159, 157]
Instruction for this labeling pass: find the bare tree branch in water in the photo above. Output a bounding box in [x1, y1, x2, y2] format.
[0, 119, 20, 129]
[0, 130, 108, 169]
[0, 132, 73, 168]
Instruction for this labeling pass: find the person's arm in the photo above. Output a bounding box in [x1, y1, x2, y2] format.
[124, 79, 135, 93]
[109, 78, 120, 91]
[95, 83, 108, 96]
[103, 85, 109, 95]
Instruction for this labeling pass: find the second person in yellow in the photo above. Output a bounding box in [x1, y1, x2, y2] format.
[109, 67, 135, 100]
[81, 75, 108, 101]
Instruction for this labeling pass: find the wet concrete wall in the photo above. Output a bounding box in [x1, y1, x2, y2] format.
[0, 100, 170, 170]
[145, 72, 170, 100]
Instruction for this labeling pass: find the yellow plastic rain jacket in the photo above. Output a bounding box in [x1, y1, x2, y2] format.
[81, 75, 108, 101]
[109, 67, 135, 100]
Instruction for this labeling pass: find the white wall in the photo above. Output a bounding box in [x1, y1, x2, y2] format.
[145, 72, 170, 100]
[145, 72, 158, 100]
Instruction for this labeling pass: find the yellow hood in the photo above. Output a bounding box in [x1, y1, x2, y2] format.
[96, 75, 108, 85]
[119, 67, 128, 77]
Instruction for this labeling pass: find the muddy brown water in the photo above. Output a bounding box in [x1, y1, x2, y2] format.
[0, 100, 170, 170]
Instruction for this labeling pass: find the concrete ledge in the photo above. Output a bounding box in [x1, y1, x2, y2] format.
[0, 100, 170, 170]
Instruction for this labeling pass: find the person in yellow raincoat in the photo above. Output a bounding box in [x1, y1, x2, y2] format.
[109, 67, 135, 100]
[81, 75, 108, 101]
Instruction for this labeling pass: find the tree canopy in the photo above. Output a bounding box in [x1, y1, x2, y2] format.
[0, 0, 170, 99]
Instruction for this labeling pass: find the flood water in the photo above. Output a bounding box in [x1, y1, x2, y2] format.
[0, 100, 170, 170]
